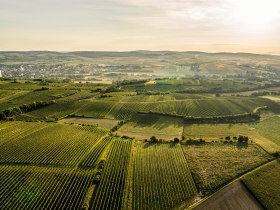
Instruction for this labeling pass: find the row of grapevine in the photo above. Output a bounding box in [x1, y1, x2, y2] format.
[108, 102, 155, 120]
[90, 139, 132, 209]
[0, 123, 108, 166]
[79, 135, 113, 168]
[0, 121, 50, 145]
[17, 101, 89, 121]
[152, 99, 260, 117]
[105, 98, 262, 120]
[133, 142, 197, 210]
[76, 100, 117, 118]
[0, 166, 93, 210]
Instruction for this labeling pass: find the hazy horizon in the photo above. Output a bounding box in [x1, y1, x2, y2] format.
[1, 0, 280, 53]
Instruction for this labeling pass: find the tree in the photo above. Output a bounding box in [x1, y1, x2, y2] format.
[0, 112, 6, 120]
[174, 137, 180, 143]
[150, 136, 157, 142]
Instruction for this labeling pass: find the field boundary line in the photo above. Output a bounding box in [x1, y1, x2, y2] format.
[74, 134, 109, 169]
[180, 144, 198, 193]
[122, 140, 135, 210]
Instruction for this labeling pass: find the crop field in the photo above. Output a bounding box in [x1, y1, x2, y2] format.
[0, 89, 77, 111]
[120, 94, 209, 102]
[105, 97, 277, 120]
[0, 77, 279, 209]
[117, 114, 183, 140]
[90, 139, 132, 209]
[0, 166, 94, 210]
[194, 181, 264, 210]
[242, 160, 280, 210]
[132, 142, 197, 210]
[183, 123, 280, 154]
[76, 100, 118, 118]
[107, 102, 153, 120]
[251, 116, 280, 146]
[0, 123, 107, 166]
[182, 143, 272, 194]
[59, 117, 119, 129]
[0, 90, 29, 103]
[57, 90, 96, 102]
[183, 123, 249, 139]
[151, 98, 260, 117]
[0, 121, 50, 145]
[16, 101, 89, 121]
[79, 135, 114, 168]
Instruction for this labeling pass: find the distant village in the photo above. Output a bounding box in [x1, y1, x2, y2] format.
[0, 62, 278, 82]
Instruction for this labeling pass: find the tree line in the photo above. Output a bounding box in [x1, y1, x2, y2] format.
[0, 101, 55, 120]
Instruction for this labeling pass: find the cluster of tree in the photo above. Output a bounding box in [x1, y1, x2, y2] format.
[185, 138, 206, 145]
[0, 101, 55, 120]
[99, 94, 112, 98]
[102, 85, 121, 93]
[139, 111, 260, 124]
[237, 135, 249, 143]
[184, 113, 260, 124]
[148, 136, 180, 143]
[117, 79, 148, 86]
[136, 90, 169, 95]
[34, 87, 50, 91]
[250, 91, 280, 96]
[93, 160, 106, 184]
[110, 120, 126, 132]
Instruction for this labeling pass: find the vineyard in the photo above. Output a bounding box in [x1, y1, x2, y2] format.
[242, 160, 280, 210]
[79, 135, 114, 168]
[0, 78, 279, 209]
[90, 139, 132, 209]
[105, 97, 277, 120]
[0, 166, 94, 210]
[117, 114, 183, 140]
[0, 123, 108, 166]
[76, 100, 118, 118]
[132, 142, 197, 210]
[251, 116, 280, 146]
[16, 100, 89, 121]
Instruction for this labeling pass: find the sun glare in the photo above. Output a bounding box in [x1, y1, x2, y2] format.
[232, 0, 280, 32]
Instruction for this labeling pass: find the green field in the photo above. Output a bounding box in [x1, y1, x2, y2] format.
[117, 114, 183, 140]
[90, 139, 132, 209]
[16, 101, 89, 121]
[0, 122, 107, 166]
[251, 116, 280, 146]
[0, 166, 94, 209]
[183, 143, 272, 194]
[183, 122, 280, 154]
[0, 77, 279, 209]
[243, 160, 280, 210]
[133, 142, 197, 209]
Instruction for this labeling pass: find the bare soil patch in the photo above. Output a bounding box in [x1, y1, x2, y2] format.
[194, 181, 264, 210]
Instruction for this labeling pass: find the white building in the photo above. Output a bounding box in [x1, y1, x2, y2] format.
[0, 70, 2, 78]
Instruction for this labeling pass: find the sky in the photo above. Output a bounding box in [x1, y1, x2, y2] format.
[0, 0, 280, 53]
